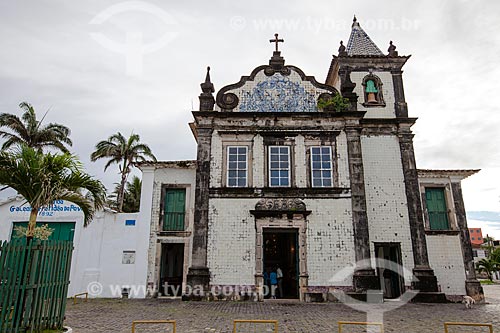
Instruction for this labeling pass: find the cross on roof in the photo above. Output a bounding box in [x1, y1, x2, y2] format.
[269, 33, 284, 52]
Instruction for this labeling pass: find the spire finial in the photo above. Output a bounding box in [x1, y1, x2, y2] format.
[204, 66, 211, 84]
[352, 15, 360, 28]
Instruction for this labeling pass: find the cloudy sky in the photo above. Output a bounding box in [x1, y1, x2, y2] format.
[1, 0, 499, 236]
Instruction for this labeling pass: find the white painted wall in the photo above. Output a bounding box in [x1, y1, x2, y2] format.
[426, 235, 467, 295]
[0, 197, 149, 298]
[361, 135, 415, 283]
[305, 198, 355, 286]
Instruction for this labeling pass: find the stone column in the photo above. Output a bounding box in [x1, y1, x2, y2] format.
[451, 182, 484, 300]
[186, 127, 213, 299]
[398, 133, 439, 292]
[345, 127, 379, 291]
[391, 70, 408, 118]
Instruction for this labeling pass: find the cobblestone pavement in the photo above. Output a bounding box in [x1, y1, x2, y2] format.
[65, 285, 500, 333]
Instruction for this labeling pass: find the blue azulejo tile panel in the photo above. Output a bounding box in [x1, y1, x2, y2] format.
[239, 74, 317, 112]
[226, 69, 331, 113]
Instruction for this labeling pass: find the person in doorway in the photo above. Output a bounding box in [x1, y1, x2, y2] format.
[276, 265, 283, 298]
[263, 267, 271, 299]
[269, 268, 278, 299]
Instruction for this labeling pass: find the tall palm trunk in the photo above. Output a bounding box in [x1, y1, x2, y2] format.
[118, 171, 128, 212]
[26, 208, 38, 241]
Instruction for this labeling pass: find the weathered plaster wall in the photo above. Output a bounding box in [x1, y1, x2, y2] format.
[351, 71, 395, 118]
[144, 167, 196, 290]
[426, 235, 467, 295]
[207, 199, 256, 285]
[304, 198, 354, 286]
[361, 135, 415, 283]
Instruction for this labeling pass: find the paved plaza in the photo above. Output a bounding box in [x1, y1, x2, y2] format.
[65, 285, 500, 332]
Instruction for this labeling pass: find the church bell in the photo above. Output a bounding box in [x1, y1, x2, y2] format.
[367, 92, 377, 103]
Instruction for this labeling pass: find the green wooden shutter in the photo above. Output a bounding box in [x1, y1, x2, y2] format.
[425, 188, 449, 230]
[163, 189, 186, 231]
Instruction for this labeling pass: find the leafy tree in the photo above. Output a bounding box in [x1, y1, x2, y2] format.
[476, 258, 500, 281]
[0, 145, 106, 240]
[91, 132, 155, 212]
[107, 176, 142, 212]
[0, 102, 72, 153]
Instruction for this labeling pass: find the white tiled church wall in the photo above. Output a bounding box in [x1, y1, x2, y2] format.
[351, 71, 395, 119]
[252, 134, 265, 187]
[295, 135, 307, 187]
[427, 235, 467, 295]
[305, 198, 355, 286]
[361, 135, 415, 283]
[207, 199, 256, 285]
[336, 131, 350, 188]
[210, 131, 223, 187]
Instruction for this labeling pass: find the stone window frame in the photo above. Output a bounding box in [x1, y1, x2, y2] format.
[268, 145, 292, 187]
[222, 140, 253, 188]
[226, 145, 249, 187]
[361, 74, 386, 108]
[420, 183, 458, 233]
[304, 136, 338, 188]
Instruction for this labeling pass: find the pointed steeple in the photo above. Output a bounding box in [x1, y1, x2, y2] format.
[199, 66, 215, 111]
[346, 16, 384, 56]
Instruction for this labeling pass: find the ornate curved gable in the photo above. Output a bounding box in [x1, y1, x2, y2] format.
[216, 54, 339, 112]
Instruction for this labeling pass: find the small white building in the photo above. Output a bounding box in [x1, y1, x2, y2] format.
[0, 196, 150, 298]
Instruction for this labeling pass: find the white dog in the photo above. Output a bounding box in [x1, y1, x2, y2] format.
[463, 295, 475, 309]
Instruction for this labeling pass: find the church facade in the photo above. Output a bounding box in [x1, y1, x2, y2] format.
[139, 18, 483, 302]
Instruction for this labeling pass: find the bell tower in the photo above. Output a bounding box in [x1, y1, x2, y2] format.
[326, 16, 410, 119]
[326, 16, 443, 301]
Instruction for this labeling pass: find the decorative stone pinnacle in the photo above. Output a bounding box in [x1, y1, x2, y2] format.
[338, 40, 347, 56]
[388, 41, 398, 57]
[200, 66, 214, 94]
[199, 66, 215, 111]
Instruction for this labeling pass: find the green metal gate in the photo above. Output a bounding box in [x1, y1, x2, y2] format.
[0, 240, 73, 332]
[11, 222, 75, 242]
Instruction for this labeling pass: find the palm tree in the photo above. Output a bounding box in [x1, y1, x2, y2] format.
[0, 145, 106, 240]
[91, 132, 155, 212]
[0, 102, 72, 153]
[476, 258, 500, 281]
[108, 176, 142, 212]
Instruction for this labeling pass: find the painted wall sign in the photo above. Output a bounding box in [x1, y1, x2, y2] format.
[9, 200, 82, 216]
